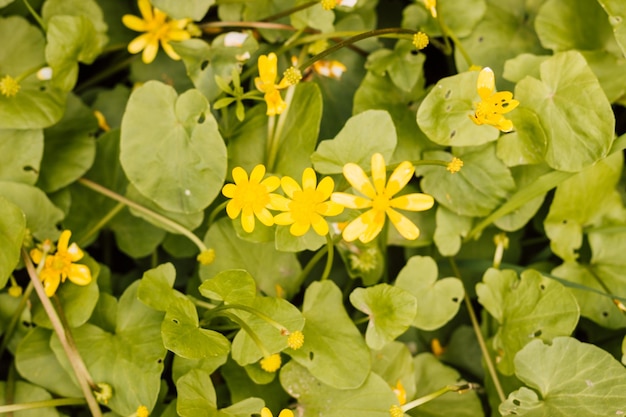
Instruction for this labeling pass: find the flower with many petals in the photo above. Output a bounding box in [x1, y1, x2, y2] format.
[255, 53, 290, 116]
[331, 153, 434, 243]
[469, 67, 519, 132]
[273, 168, 344, 236]
[261, 407, 293, 417]
[222, 165, 281, 233]
[30, 230, 92, 297]
[122, 0, 192, 64]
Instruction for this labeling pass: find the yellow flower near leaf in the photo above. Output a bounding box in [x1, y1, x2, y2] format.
[30, 230, 92, 297]
[261, 407, 294, 417]
[331, 153, 434, 243]
[0, 75, 20, 97]
[469, 67, 519, 132]
[222, 165, 282, 233]
[255, 53, 290, 116]
[260, 353, 282, 372]
[287, 330, 305, 350]
[273, 168, 344, 237]
[122, 0, 192, 64]
[424, 0, 437, 18]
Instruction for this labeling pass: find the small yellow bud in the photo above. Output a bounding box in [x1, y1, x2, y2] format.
[186, 22, 202, 38]
[431, 338, 445, 356]
[446, 157, 463, 174]
[282, 67, 302, 86]
[8, 284, 22, 298]
[468, 64, 483, 72]
[135, 405, 150, 417]
[389, 405, 404, 417]
[94, 382, 113, 405]
[413, 32, 429, 50]
[321, 0, 338, 10]
[287, 330, 304, 350]
[94, 110, 111, 132]
[392, 380, 407, 405]
[424, 0, 437, 18]
[260, 353, 281, 373]
[197, 248, 216, 265]
[0, 75, 20, 97]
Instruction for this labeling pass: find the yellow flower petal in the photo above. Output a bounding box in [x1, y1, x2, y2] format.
[274, 211, 294, 225]
[290, 221, 310, 236]
[316, 176, 335, 199]
[43, 274, 61, 297]
[222, 183, 237, 198]
[281, 175, 301, 198]
[128, 34, 150, 54]
[318, 201, 344, 217]
[30, 248, 43, 264]
[256, 207, 275, 227]
[310, 214, 329, 236]
[226, 199, 241, 219]
[476, 67, 495, 100]
[122, 14, 148, 32]
[66, 242, 84, 262]
[57, 230, 72, 252]
[278, 410, 294, 417]
[142, 39, 160, 64]
[264, 90, 287, 116]
[232, 166, 249, 185]
[331, 192, 371, 209]
[496, 118, 514, 133]
[167, 27, 192, 41]
[138, 0, 154, 21]
[386, 161, 415, 196]
[342, 211, 373, 242]
[160, 40, 181, 60]
[258, 53, 279, 86]
[360, 210, 385, 243]
[68, 264, 92, 286]
[241, 208, 255, 232]
[370, 153, 387, 194]
[271, 194, 291, 212]
[342, 163, 376, 199]
[261, 175, 281, 192]
[386, 208, 420, 240]
[261, 408, 273, 417]
[302, 167, 317, 190]
[390, 193, 434, 211]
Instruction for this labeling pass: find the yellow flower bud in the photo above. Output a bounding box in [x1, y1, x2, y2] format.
[413, 32, 429, 50]
[446, 157, 463, 174]
[0, 75, 20, 97]
[260, 353, 281, 373]
[287, 330, 304, 350]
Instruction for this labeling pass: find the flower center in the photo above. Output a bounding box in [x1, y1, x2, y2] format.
[289, 189, 322, 222]
[46, 253, 72, 279]
[372, 192, 391, 213]
[235, 182, 270, 208]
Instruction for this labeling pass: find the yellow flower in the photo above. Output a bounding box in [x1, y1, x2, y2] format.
[321, 0, 339, 10]
[222, 165, 281, 233]
[134, 405, 150, 417]
[469, 67, 519, 132]
[413, 32, 429, 50]
[261, 407, 294, 417]
[446, 157, 463, 173]
[255, 53, 290, 116]
[0, 75, 20, 97]
[260, 353, 282, 373]
[389, 405, 404, 417]
[287, 330, 304, 350]
[122, 0, 192, 64]
[392, 380, 407, 405]
[331, 153, 435, 243]
[282, 67, 302, 86]
[424, 0, 437, 17]
[30, 230, 92, 297]
[196, 248, 215, 265]
[273, 168, 344, 236]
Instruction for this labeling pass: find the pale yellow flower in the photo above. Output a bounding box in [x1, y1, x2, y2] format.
[122, 0, 192, 64]
[469, 67, 519, 132]
[331, 153, 434, 243]
[30, 230, 92, 297]
[0, 75, 20, 97]
[273, 168, 344, 236]
[222, 165, 281, 233]
[261, 407, 294, 417]
[255, 53, 290, 116]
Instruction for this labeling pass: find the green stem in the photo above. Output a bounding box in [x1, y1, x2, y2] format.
[267, 85, 296, 172]
[265, 115, 277, 169]
[77, 202, 125, 247]
[0, 398, 86, 414]
[320, 234, 334, 281]
[260, 0, 318, 22]
[206, 304, 287, 332]
[208, 201, 228, 227]
[201, 21, 301, 32]
[448, 257, 506, 403]
[22, 0, 45, 30]
[386, 159, 449, 172]
[0, 282, 34, 358]
[75, 55, 138, 94]
[77, 178, 207, 253]
[402, 383, 478, 411]
[222, 311, 271, 357]
[21, 250, 103, 417]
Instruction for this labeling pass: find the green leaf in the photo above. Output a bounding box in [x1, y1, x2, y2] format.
[224, 105, 267, 174]
[0, 196, 25, 287]
[272, 83, 323, 178]
[176, 369, 218, 417]
[395, 256, 464, 331]
[370, 342, 416, 400]
[120, 81, 227, 213]
[514, 51, 615, 172]
[580, 50, 626, 103]
[0, 129, 43, 184]
[275, 226, 325, 252]
[311, 110, 396, 174]
[0, 381, 58, 417]
[477, 269, 580, 375]
[108, 207, 167, 258]
[288, 281, 370, 389]
[280, 361, 397, 417]
[291, 1, 334, 32]
[200, 219, 303, 298]
[50, 282, 166, 416]
[366, 41, 425, 92]
[597, 0, 626, 56]
[162, 296, 231, 359]
[417, 71, 499, 147]
[0, 16, 66, 130]
[433, 206, 473, 257]
[535, 0, 613, 52]
[199, 269, 257, 306]
[173, 355, 228, 384]
[41, 0, 108, 47]
[544, 152, 623, 261]
[500, 337, 626, 416]
[417, 146, 516, 218]
[350, 284, 417, 350]
[0, 181, 64, 240]
[37, 93, 97, 192]
[15, 328, 82, 398]
[137, 263, 178, 312]
[151, 0, 214, 20]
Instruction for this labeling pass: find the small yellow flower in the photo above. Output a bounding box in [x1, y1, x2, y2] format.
[94, 110, 111, 132]
[349, 247, 379, 273]
[331, 153, 435, 243]
[287, 330, 304, 350]
[94, 382, 113, 405]
[392, 380, 407, 405]
[273, 168, 344, 237]
[255, 53, 290, 116]
[469, 67, 519, 132]
[30, 230, 92, 297]
[135, 405, 150, 417]
[468, 64, 482, 72]
[196, 248, 215, 265]
[321, 0, 339, 10]
[8, 284, 22, 298]
[282, 67, 302, 86]
[424, 0, 437, 18]
[260, 353, 282, 373]
[431, 338, 445, 356]
[312, 60, 347, 79]
[389, 405, 404, 417]
[446, 157, 463, 174]
[413, 32, 429, 50]
[122, 0, 192, 64]
[0, 75, 20, 97]
[261, 407, 294, 417]
[222, 165, 281, 233]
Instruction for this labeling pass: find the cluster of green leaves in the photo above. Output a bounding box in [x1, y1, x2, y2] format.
[2, 0, 626, 416]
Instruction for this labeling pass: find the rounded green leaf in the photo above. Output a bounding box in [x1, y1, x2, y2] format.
[514, 51, 615, 172]
[120, 81, 227, 213]
[500, 337, 626, 416]
[597, 0, 626, 56]
[162, 296, 231, 359]
[0, 196, 25, 288]
[0, 129, 43, 185]
[137, 263, 178, 312]
[199, 269, 257, 306]
[176, 369, 217, 417]
[0, 381, 58, 417]
[151, 0, 214, 20]
[349, 284, 417, 350]
[395, 256, 464, 331]
[417, 71, 499, 146]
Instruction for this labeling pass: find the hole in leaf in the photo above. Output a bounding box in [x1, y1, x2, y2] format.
[450, 130, 456, 138]
[157, 358, 163, 364]
[197, 112, 206, 124]
[562, 219, 568, 224]
[478, 36, 484, 43]
[444, 89, 451, 99]
[533, 329, 542, 337]
[172, 319, 179, 324]
[513, 399, 521, 406]
[602, 311, 609, 317]
[200, 60, 210, 70]
[451, 297, 459, 303]
[539, 284, 545, 290]
[39, 86, 46, 91]
[445, 105, 451, 112]
[23, 165, 37, 173]
[410, 49, 418, 56]
[308, 351, 314, 361]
